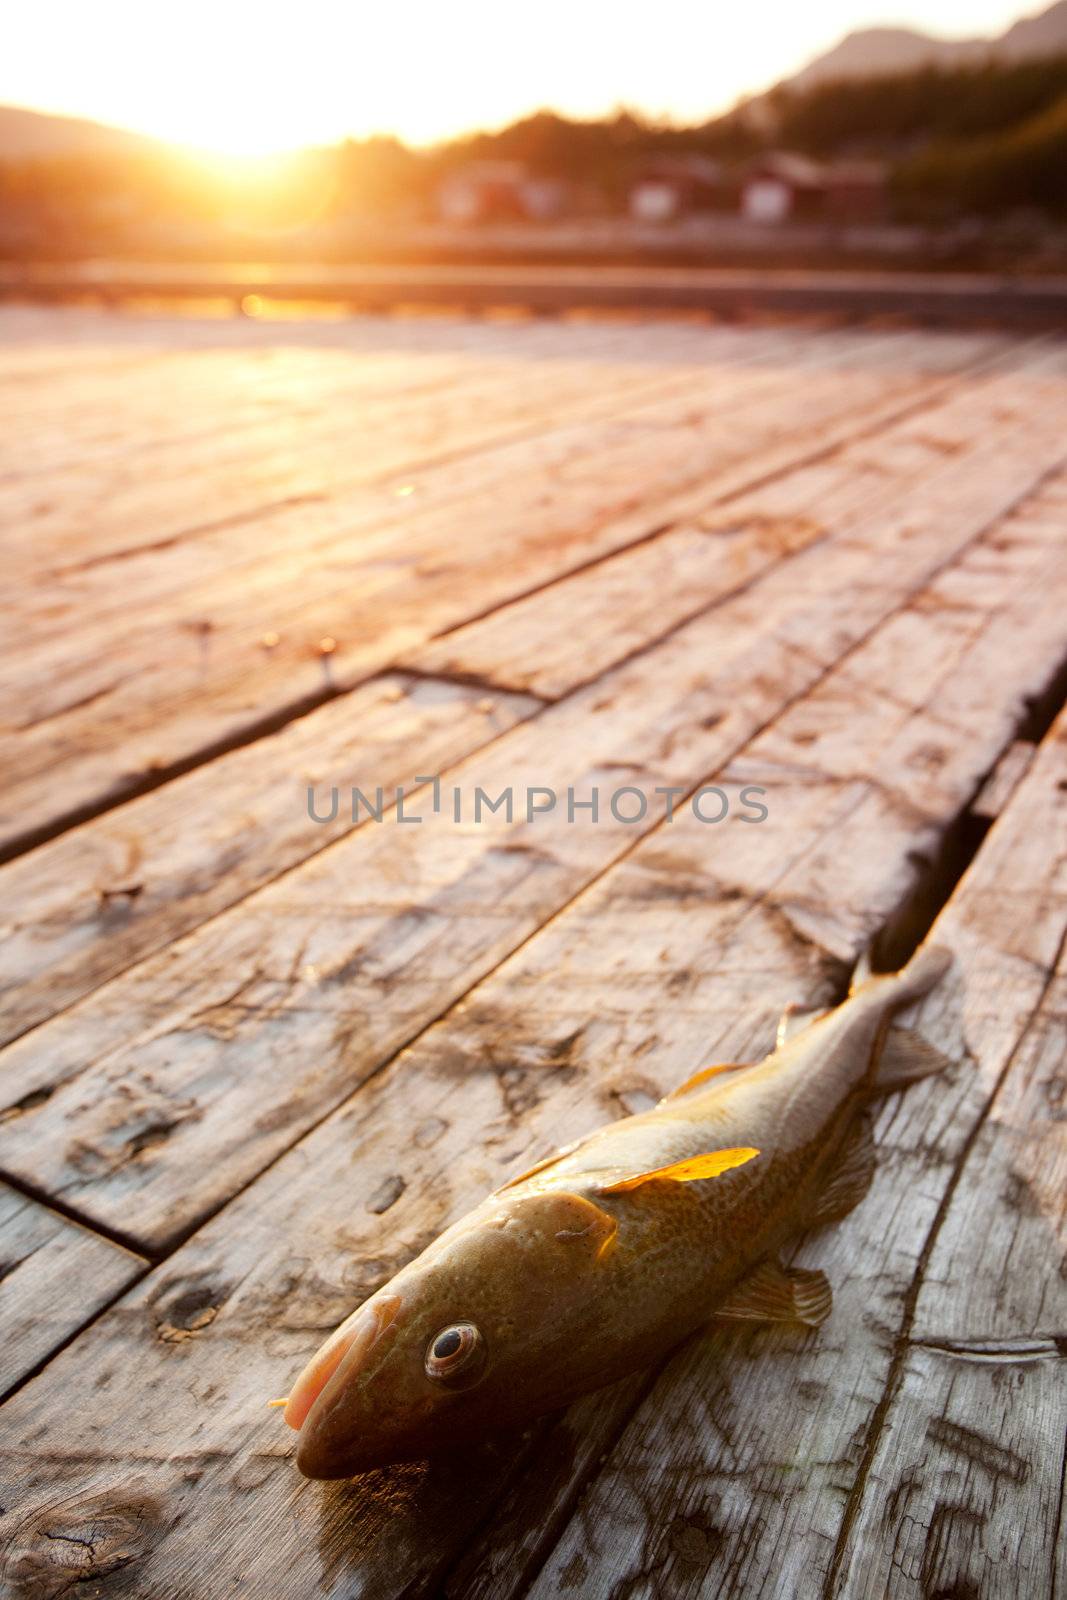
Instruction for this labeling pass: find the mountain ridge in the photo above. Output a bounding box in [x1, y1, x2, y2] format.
[789, 0, 1067, 88]
[0, 103, 160, 160]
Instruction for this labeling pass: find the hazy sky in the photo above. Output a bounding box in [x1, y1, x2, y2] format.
[2, 0, 1037, 152]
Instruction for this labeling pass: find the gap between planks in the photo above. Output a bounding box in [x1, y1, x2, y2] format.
[0, 1177, 147, 1402]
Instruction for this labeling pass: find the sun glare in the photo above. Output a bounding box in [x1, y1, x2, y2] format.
[159, 105, 340, 160]
[173, 129, 304, 160]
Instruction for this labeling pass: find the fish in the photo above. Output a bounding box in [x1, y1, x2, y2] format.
[281, 942, 954, 1478]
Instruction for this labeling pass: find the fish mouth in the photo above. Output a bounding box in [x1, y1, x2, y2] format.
[284, 1293, 402, 1433]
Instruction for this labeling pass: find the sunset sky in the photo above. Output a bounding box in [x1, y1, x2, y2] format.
[2, 0, 1036, 153]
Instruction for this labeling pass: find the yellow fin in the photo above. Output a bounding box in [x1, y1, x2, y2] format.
[267, 1398, 289, 1408]
[598, 1146, 760, 1194]
[659, 1063, 747, 1104]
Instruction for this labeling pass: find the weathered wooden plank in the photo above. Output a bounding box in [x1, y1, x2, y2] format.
[0, 321, 824, 668]
[834, 1343, 1065, 1600]
[911, 978, 1067, 1347]
[0, 302, 643, 416]
[0, 1183, 143, 1399]
[2, 396, 1065, 1251]
[0, 306, 187, 386]
[0, 331, 1027, 853]
[1, 340, 455, 469]
[1, 319, 747, 573]
[514, 715, 1067, 1600]
[0, 485, 1064, 1600]
[0, 675, 538, 1047]
[0, 317, 821, 667]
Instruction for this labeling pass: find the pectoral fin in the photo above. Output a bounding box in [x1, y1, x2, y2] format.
[658, 1063, 747, 1104]
[871, 1026, 953, 1095]
[714, 1258, 832, 1327]
[597, 1147, 760, 1194]
[545, 1193, 619, 1260]
[805, 1117, 876, 1228]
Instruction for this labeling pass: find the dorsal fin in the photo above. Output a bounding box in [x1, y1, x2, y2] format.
[596, 1147, 760, 1194]
[658, 1062, 747, 1104]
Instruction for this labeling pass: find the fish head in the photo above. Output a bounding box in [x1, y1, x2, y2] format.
[287, 1188, 619, 1478]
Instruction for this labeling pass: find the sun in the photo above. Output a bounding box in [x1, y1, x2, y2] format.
[151, 97, 339, 160]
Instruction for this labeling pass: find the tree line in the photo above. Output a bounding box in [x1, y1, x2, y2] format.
[1, 52, 1064, 257]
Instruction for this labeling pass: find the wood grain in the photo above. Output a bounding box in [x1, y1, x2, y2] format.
[1, 314, 751, 577]
[0, 317, 813, 620]
[825, 742, 1067, 1599]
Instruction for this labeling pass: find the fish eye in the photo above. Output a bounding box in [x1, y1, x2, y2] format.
[425, 1322, 485, 1385]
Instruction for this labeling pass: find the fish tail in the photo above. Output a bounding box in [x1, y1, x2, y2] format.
[862, 943, 955, 1095]
[850, 941, 952, 1004]
[889, 942, 954, 1005]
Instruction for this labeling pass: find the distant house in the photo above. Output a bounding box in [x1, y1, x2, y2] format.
[740, 151, 889, 224]
[628, 156, 724, 223]
[740, 152, 827, 224]
[436, 162, 567, 225]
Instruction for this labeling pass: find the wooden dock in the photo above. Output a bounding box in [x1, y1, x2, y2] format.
[0, 302, 1065, 1599]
